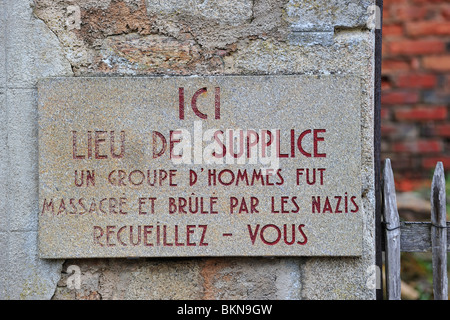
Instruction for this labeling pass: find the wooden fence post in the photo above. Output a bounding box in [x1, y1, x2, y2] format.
[383, 159, 401, 300]
[431, 162, 448, 300]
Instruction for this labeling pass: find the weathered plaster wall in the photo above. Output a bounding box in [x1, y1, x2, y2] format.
[0, 0, 377, 299]
[0, 0, 73, 299]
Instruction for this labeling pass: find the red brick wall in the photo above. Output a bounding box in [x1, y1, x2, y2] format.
[382, 0, 450, 191]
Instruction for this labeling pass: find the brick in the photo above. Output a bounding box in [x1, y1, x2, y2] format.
[382, 59, 410, 73]
[382, 42, 389, 56]
[411, 57, 421, 71]
[381, 123, 396, 137]
[422, 90, 450, 104]
[383, 24, 403, 37]
[435, 124, 450, 137]
[381, 90, 420, 105]
[388, 40, 445, 56]
[380, 107, 390, 120]
[412, 0, 448, 4]
[443, 6, 450, 19]
[381, 122, 418, 139]
[423, 55, 450, 72]
[422, 156, 450, 170]
[381, 141, 390, 153]
[395, 178, 430, 192]
[444, 75, 450, 91]
[385, 0, 407, 4]
[405, 21, 450, 36]
[394, 106, 448, 121]
[383, 154, 415, 171]
[382, 6, 392, 22]
[396, 73, 437, 89]
[392, 6, 428, 21]
[381, 77, 392, 90]
[393, 140, 442, 153]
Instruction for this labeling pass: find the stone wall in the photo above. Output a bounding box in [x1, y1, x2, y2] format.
[0, 0, 377, 300]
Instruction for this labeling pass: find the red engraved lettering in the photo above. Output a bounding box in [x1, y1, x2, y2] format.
[291, 196, 300, 213]
[271, 197, 279, 213]
[109, 198, 118, 214]
[57, 199, 66, 215]
[212, 130, 226, 158]
[175, 225, 185, 246]
[143, 225, 153, 246]
[351, 196, 359, 213]
[117, 226, 127, 246]
[152, 131, 167, 158]
[236, 169, 249, 186]
[312, 196, 320, 213]
[186, 225, 196, 246]
[229, 130, 244, 158]
[163, 225, 173, 246]
[99, 198, 108, 214]
[168, 197, 176, 214]
[110, 131, 125, 159]
[210, 197, 218, 214]
[95, 131, 107, 159]
[169, 170, 177, 187]
[230, 197, 238, 214]
[191, 87, 208, 119]
[129, 170, 144, 186]
[297, 130, 312, 157]
[179, 197, 187, 213]
[156, 224, 160, 246]
[251, 197, 259, 213]
[297, 224, 308, 245]
[41, 199, 54, 215]
[290, 129, 296, 158]
[68, 198, 77, 214]
[215, 87, 221, 120]
[313, 129, 326, 158]
[318, 168, 325, 185]
[323, 197, 332, 213]
[281, 196, 289, 213]
[247, 224, 260, 245]
[93, 226, 104, 246]
[79, 198, 87, 214]
[246, 130, 259, 158]
[276, 130, 289, 158]
[179, 87, 185, 120]
[106, 225, 116, 246]
[170, 130, 182, 159]
[199, 225, 208, 246]
[334, 196, 342, 213]
[130, 226, 142, 246]
[139, 198, 147, 215]
[284, 224, 295, 245]
[251, 170, 264, 186]
[261, 130, 273, 157]
[260, 224, 281, 245]
[72, 131, 85, 159]
[219, 169, 234, 186]
[208, 169, 216, 186]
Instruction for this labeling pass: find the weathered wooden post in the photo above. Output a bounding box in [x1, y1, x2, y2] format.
[431, 162, 448, 300]
[383, 159, 401, 300]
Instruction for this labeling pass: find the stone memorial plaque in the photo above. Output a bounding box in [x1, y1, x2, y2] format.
[38, 75, 362, 258]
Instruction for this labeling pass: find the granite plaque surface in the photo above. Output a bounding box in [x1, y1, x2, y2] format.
[38, 75, 362, 258]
